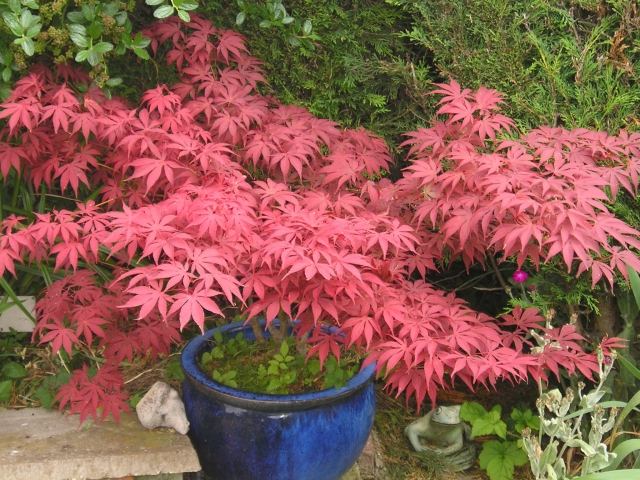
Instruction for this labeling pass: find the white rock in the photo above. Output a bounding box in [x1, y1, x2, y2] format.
[136, 381, 190, 435]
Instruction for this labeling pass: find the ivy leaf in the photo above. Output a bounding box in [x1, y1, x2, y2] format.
[479, 440, 528, 480]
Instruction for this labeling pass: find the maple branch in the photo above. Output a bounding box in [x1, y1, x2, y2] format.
[266, 312, 289, 343]
[249, 317, 265, 343]
[488, 254, 513, 299]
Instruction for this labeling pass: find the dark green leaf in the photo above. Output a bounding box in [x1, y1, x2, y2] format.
[511, 408, 540, 433]
[81, 4, 95, 21]
[35, 385, 54, 408]
[132, 47, 150, 60]
[106, 77, 123, 87]
[0, 380, 11, 403]
[145, 0, 165, 5]
[2, 361, 27, 379]
[128, 391, 143, 408]
[131, 34, 151, 49]
[66, 11, 85, 23]
[86, 22, 103, 39]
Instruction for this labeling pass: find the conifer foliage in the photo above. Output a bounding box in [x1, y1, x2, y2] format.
[0, 16, 637, 420]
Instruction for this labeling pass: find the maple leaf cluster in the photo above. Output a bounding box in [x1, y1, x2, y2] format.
[392, 80, 640, 285]
[0, 15, 636, 420]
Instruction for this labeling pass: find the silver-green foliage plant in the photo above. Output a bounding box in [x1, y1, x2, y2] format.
[522, 349, 640, 479]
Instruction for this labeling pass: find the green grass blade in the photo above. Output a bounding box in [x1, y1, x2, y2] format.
[605, 440, 640, 471]
[618, 354, 640, 382]
[626, 265, 640, 309]
[0, 277, 35, 323]
[563, 401, 627, 420]
[579, 470, 640, 479]
[613, 388, 640, 433]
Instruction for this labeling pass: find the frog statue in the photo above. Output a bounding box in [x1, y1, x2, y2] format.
[404, 405, 476, 471]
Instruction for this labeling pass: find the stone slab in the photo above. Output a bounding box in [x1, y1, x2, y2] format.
[0, 296, 35, 332]
[0, 408, 201, 480]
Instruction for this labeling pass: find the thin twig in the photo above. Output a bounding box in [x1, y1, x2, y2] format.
[488, 254, 513, 298]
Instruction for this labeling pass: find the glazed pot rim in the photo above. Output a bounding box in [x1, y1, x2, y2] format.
[181, 319, 376, 411]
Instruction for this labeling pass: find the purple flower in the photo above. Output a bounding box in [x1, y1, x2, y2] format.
[512, 269, 529, 283]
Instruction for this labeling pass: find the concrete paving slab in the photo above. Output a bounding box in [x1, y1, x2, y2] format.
[0, 408, 201, 480]
[0, 296, 35, 332]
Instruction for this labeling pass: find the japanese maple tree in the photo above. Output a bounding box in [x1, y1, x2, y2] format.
[0, 15, 636, 420]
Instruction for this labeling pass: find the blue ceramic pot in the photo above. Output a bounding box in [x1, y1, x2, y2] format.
[181, 320, 376, 480]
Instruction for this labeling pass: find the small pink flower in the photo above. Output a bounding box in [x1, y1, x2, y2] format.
[512, 270, 529, 283]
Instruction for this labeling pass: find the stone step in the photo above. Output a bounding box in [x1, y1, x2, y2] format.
[0, 408, 200, 480]
[0, 407, 375, 480]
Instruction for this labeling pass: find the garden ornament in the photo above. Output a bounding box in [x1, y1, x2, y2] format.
[405, 405, 476, 470]
[136, 381, 190, 434]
